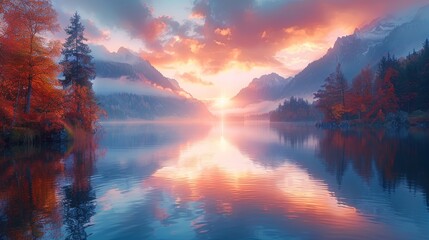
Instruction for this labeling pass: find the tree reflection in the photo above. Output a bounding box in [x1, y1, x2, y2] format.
[270, 122, 318, 148]
[0, 130, 99, 239]
[0, 146, 65, 239]
[62, 130, 98, 240]
[317, 128, 429, 205]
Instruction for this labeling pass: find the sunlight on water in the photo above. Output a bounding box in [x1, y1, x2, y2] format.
[1, 122, 429, 239]
[145, 123, 389, 239]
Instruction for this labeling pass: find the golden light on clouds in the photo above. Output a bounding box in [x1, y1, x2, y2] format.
[54, 0, 429, 100]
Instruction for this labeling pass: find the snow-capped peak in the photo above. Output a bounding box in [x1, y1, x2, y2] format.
[249, 73, 290, 88]
[355, 8, 418, 41]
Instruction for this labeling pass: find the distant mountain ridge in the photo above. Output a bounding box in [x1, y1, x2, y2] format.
[97, 93, 211, 120]
[230, 5, 429, 111]
[282, 4, 429, 98]
[231, 73, 291, 107]
[92, 46, 182, 92]
[90, 46, 212, 120]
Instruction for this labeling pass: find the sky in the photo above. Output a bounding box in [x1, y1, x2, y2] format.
[52, 0, 428, 100]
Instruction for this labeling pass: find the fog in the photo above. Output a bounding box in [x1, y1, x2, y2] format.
[93, 77, 179, 98]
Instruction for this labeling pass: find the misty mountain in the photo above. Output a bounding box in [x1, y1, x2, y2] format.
[97, 93, 211, 120]
[90, 46, 212, 120]
[282, 5, 429, 99]
[231, 73, 292, 107]
[92, 46, 181, 91]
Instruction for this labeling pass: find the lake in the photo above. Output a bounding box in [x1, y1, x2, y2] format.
[1, 122, 429, 239]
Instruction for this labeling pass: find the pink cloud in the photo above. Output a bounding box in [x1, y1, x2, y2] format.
[54, 0, 429, 74]
[178, 72, 213, 86]
[141, 0, 427, 73]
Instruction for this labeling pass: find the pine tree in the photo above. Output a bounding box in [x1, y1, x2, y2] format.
[60, 12, 95, 88]
[419, 39, 429, 110]
[60, 12, 102, 131]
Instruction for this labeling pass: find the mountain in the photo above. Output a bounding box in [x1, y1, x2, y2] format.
[92, 46, 181, 91]
[91, 46, 212, 120]
[96, 93, 211, 120]
[282, 5, 429, 99]
[231, 73, 291, 107]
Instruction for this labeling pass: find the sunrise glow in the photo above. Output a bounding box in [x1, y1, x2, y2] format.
[48, 0, 428, 100]
[215, 96, 230, 109]
[150, 126, 380, 233]
[2, 1, 429, 239]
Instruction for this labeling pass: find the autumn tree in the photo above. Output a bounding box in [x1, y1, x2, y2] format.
[368, 68, 399, 121]
[60, 12, 102, 131]
[0, 0, 63, 131]
[314, 64, 348, 121]
[5, 0, 59, 113]
[347, 67, 374, 120]
[315, 40, 429, 124]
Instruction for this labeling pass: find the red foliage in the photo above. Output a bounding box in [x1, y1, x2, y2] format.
[1, 1, 102, 137]
[64, 85, 105, 132]
[367, 68, 399, 119]
[346, 67, 374, 121]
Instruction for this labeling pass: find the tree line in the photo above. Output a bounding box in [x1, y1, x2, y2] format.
[0, 0, 102, 144]
[314, 40, 429, 124]
[270, 96, 319, 122]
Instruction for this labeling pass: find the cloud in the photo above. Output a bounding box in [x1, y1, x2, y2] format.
[178, 72, 213, 86]
[54, 0, 428, 74]
[53, 0, 188, 50]
[93, 77, 180, 98]
[221, 99, 282, 116]
[143, 0, 428, 73]
[55, 8, 110, 42]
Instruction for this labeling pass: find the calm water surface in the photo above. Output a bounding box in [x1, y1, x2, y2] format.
[1, 122, 429, 239]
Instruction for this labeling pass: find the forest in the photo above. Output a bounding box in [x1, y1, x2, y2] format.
[0, 0, 102, 146]
[313, 40, 429, 127]
[270, 96, 320, 122]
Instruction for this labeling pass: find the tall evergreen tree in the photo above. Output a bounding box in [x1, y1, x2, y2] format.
[60, 12, 102, 131]
[60, 12, 95, 88]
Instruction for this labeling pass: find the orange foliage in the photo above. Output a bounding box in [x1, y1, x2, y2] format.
[331, 104, 346, 121]
[64, 85, 105, 132]
[1, 1, 102, 138]
[0, 0, 64, 134]
[346, 67, 374, 121]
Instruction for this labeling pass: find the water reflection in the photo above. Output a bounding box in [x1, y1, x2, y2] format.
[0, 131, 99, 240]
[62, 134, 98, 240]
[316, 128, 429, 206]
[1, 122, 429, 239]
[0, 146, 65, 239]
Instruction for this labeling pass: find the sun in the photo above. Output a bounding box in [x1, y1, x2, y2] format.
[215, 97, 230, 108]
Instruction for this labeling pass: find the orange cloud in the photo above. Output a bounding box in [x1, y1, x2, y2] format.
[141, 0, 427, 74]
[215, 27, 232, 38]
[57, 0, 429, 76]
[178, 72, 213, 86]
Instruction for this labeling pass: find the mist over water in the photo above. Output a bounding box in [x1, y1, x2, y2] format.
[1, 122, 429, 239]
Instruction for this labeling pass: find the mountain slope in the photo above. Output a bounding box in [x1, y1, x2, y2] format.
[91, 46, 212, 120]
[231, 73, 291, 107]
[97, 93, 211, 120]
[282, 5, 429, 99]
